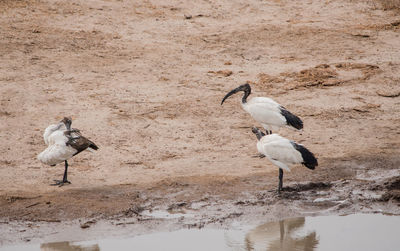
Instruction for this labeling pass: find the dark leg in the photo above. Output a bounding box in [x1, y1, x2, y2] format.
[51, 160, 71, 186]
[278, 168, 283, 193]
[62, 160, 70, 183]
[269, 130, 272, 135]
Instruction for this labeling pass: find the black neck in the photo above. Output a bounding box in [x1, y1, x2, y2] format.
[256, 131, 265, 140]
[242, 89, 250, 103]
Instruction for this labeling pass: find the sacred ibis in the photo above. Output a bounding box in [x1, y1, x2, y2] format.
[221, 83, 303, 133]
[38, 117, 99, 186]
[251, 127, 317, 193]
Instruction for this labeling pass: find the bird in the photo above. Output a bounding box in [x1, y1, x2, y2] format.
[38, 117, 99, 186]
[251, 127, 317, 193]
[221, 83, 303, 134]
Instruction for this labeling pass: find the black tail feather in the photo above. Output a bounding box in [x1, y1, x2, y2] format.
[280, 107, 303, 130]
[88, 140, 99, 150]
[291, 142, 318, 170]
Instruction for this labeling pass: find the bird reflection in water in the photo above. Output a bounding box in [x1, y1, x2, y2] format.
[41, 241, 99, 251]
[245, 217, 318, 251]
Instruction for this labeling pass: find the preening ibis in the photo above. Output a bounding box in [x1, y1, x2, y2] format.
[221, 83, 303, 133]
[38, 117, 99, 186]
[251, 127, 317, 193]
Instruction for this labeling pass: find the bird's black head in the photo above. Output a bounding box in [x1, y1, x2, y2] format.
[251, 126, 265, 140]
[60, 117, 72, 131]
[221, 83, 251, 105]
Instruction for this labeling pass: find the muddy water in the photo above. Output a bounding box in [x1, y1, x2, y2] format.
[1, 214, 399, 251]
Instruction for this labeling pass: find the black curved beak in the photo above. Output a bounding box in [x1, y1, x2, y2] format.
[221, 88, 240, 105]
[221, 83, 250, 105]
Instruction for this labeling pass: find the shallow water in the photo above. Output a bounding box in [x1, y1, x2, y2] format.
[2, 214, 400, 251]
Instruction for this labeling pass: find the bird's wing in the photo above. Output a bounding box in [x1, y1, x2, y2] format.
[69, 128, 82, 138]
[248, 98, 303, 130]
[37, 144, 77, 165]
[262, 140, 303, 166]
[64, 130, 98, 155]
[245, 102, 286, 127]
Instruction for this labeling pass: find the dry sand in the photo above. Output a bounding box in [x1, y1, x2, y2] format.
[0, 0, 400, 244]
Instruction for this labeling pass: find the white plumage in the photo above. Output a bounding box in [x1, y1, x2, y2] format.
[38, 130, 77, 166]
[255, 133, 303, 172]
[43, 122, 66, 145]
[243, 97, 288, 132]
[221, 83, 303, 133]
[252, 127, 317, 193]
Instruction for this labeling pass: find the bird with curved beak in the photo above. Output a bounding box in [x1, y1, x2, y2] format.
[38, 117, 98, 186]
[221, 83, 303, 134]
[251, 127, 317, 193]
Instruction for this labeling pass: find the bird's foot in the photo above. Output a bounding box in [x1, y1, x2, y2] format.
[51, 179, 71, 187]
[251, 154, 266, 158]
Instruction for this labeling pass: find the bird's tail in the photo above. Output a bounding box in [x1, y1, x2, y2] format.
[292, 143, 317, 170]
[87, 140, 99, 152]
[280, 108, 303, 130]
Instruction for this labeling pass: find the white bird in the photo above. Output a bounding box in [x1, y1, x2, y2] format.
[221, 83, 303, 133]
[251, 127, 317, 193]
[38, 117, 99, 186]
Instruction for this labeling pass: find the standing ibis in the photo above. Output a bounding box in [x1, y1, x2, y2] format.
[38, 117, 99, 186]
[221, 83, 303, 133]
[251, 127, 317, 193]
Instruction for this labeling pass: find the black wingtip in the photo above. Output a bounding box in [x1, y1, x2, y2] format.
[291, 142, 317, 170]
[280, 108, 303, 130]
[89, 141, 99, 150]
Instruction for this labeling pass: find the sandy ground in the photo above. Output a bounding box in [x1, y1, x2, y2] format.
[1, 0, 400, 245]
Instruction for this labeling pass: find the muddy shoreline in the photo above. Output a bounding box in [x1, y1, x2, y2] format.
[2, 154, 400, 245]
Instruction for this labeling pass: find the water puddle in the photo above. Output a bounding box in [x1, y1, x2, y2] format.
[1, 214, 399, 251]
[356, 169, 400, 181]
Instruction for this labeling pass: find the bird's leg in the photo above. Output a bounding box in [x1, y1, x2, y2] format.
[278, 168, 283, 193]
[51, 160, 71, 186]
[62, 160, 70, 183]
[265, 129, 272, 135]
